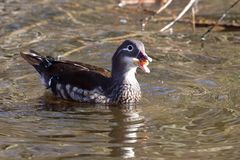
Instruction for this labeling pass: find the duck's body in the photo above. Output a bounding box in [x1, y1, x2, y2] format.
[21, 40, 152, 104]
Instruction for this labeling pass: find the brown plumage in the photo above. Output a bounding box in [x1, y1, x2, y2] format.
[20, 40, 152, 104]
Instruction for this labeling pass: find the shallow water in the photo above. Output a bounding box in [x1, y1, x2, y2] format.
[0, 0, 240, 159]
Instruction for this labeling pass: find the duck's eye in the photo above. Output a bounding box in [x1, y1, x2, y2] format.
[127, 45, 133, 51]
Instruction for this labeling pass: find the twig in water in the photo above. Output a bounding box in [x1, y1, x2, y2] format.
[201, 0, 240, 41]
[142, 0, 173, 30]
[57, 46, 87, 59]
[191, 7, 196, 32]
[191, 0, 199, 32]
[57, 6, 84, 25]
[57, 32, 142, 58]
[160, 0, 197, 32]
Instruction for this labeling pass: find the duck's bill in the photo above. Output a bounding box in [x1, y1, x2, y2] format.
[139, 59, 150, 73]
[135, 52, 152, 73]
[133, 58, 151, 73]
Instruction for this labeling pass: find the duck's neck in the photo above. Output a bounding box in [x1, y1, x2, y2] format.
[111, 61, 139, 83]
[109, 65, 141, 104]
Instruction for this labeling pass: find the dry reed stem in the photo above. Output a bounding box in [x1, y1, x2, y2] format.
[102, 32, 142, 42]
[56, 6, 84, 25]
[142, 0, 173, 30]
[191, 7, 196, 32]
[201, 0, 240, 41]
[58, 32, 142, 58]
[160, 0, 197, 32]
[4, 20, 48, 39]
[57, 46, 87, 58]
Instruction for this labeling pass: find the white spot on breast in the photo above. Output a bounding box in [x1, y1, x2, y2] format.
[93, 93, 99, 97]
[51, 84, 109, 103]
[69, 91, 75, 99]
[68, 87, 79, 100]
[56, 83, 61, 90]
[66, 84, 71, 93]
[83, 90, 89, 96]
[90, 95, 95, 100]
[73, 87, 78, 92]
[77, 88, 83, 94]
[60, 89, 67, 99]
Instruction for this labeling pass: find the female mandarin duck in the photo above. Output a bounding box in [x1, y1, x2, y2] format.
[21, 40, 152, 104]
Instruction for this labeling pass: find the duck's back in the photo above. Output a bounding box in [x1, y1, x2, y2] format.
[21, 50, 112, 103]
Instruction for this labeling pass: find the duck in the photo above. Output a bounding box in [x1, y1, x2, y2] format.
[20, 39, 152, 104]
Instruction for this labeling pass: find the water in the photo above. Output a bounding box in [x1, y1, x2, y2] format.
[0, 0, 240, 159]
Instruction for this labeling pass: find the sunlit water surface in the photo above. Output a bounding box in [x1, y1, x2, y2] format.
[0, 0, 240, 159]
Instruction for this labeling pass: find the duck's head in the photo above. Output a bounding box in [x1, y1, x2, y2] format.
[112, 40, 152, 78]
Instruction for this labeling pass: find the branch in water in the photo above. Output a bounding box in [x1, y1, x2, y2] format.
[142, 0, 173, 30]
[160, 0, 197, 32]
[201, 0, 240, 41]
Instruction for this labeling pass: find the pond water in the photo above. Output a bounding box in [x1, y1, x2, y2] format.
[0, 0, 240, 159]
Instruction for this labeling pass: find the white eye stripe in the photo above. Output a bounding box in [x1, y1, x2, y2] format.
[122, 45, 134, 52]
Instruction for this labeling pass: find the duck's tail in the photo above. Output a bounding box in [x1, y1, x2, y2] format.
[20, 50, 55, 74]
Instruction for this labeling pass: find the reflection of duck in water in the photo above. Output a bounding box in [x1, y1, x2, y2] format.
[21, 40, 152, 104]
[109, 106, 146, 158]
[37, 100, 146, 159]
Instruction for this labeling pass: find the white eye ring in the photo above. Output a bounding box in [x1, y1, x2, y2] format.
[127, 45, 133, 52]
[122, 45, 134, 52]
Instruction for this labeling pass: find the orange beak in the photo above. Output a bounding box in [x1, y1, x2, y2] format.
[139, 59, 150, 73]
[136, 51, 152, 73]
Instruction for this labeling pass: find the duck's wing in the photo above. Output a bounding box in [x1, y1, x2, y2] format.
[20, 50, 111, 91]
